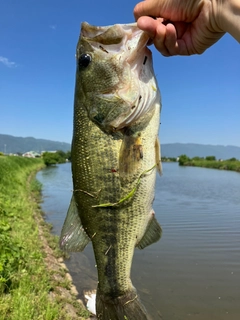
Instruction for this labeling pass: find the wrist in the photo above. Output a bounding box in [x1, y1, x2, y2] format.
[215, 0, 240, 41]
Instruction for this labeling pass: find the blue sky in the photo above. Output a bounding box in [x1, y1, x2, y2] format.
[1, 0, 240, 147]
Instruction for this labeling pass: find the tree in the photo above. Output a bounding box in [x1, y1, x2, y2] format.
[205, 156, 216, 161]
[42, 152, 62, 166]
[42, 150, 71, 166]
[65, 151, 71, 161]
[192, 156, 203, 161]
[56, 150, 66, 159]
[178, 154, 190, 165]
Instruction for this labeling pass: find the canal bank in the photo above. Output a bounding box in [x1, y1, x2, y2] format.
[0, 156, 91, 320]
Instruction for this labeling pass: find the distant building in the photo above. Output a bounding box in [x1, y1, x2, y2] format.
[40, 150, 57, 155]
[22, 151, 41, 158]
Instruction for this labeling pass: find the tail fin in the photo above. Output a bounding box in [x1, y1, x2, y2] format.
[96, 287, 152, 320]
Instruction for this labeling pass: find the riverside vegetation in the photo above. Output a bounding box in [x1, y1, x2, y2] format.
[42, 150, 71, 166]
[178, 154, 240, 172]
[0, 155, 90, 320]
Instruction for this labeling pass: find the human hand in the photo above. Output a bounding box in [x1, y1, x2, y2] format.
[134, 0, 226, 56]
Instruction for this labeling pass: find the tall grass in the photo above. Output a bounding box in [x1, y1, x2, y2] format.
[0, 156, 88, 319]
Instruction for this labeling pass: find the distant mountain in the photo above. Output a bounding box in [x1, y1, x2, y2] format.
[0, 134, 71, 154]
[1, 134, 240, 160]
[161, 143, 240, 160]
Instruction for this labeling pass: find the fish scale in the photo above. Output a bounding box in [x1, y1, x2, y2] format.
[60, 22, 162, 320]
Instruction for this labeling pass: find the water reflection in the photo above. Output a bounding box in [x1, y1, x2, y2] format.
[37, 163, 240, 320]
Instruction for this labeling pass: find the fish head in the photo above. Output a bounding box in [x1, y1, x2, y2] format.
[75, 22, 160, 134]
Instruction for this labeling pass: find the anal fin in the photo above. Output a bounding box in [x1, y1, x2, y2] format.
[136, 212, 162, 249]
[59, 195, 90, 252]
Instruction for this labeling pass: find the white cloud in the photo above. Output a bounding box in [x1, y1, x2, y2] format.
[0, 56, 16, 68]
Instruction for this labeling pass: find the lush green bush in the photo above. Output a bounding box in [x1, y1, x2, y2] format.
[178, 154, 190, 166]
[42, 150, 71, 166]
[42, 152, 61, 166]
[192, 156, 204, 161]
[205, 156, 216, 161]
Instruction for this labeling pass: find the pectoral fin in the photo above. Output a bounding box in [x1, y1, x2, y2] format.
[60, 195, 90, 252]
[136, 212, 162, 249]
[119, 133, 143, 174]
[155, 136, 162, 175]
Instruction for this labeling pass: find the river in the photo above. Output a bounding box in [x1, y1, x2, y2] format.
[37, 162, 240, 320]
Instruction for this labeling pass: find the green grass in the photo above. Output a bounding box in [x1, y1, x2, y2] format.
[179, 156, 240, 172]
[0, 156, 89, 319]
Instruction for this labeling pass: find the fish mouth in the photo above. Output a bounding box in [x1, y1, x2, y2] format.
[112, 27, 158, 130]
[80, 22, 159, 132]
[80, 22, 149, 58]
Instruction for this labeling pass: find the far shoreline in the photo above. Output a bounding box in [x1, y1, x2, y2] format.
[178, 155, 240, 173]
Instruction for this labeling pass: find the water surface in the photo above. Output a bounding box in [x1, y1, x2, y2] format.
[37, 163, 240, 320]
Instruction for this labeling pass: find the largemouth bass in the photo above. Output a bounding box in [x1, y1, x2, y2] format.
[60, 22, 162, 320]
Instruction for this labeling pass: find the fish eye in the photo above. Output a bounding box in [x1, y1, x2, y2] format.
[78, 53, 91, 69]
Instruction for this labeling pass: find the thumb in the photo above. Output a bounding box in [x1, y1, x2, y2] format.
[134, 0, 167, 20]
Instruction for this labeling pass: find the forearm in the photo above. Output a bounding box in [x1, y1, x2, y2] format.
[216, 0, 240, 42]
